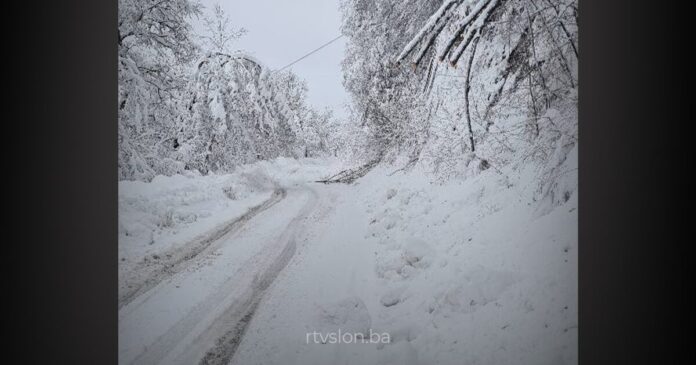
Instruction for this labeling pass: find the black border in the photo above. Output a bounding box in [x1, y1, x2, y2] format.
[580, 1, 687, 363]
[13, 0, 117, 363]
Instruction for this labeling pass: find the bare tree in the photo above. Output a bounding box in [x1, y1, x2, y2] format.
[199, 4, 247, 54]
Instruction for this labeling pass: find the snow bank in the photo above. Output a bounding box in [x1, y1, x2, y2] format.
[346, 159, 578, 364]
[232, 152, 577, 365]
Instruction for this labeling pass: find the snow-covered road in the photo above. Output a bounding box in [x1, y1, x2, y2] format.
[118, 188, 287, 310]
[119, 184, 320, 365]
[118, 157, 577, 365]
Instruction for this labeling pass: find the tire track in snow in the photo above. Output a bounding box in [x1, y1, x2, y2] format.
[197, 187, 319, 365]
[197, 238, 297, 365]
[119, 188, 287, 309]
[122, 186, 319, 365]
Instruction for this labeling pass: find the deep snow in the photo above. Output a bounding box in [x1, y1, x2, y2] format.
[118, 153, 577, 365]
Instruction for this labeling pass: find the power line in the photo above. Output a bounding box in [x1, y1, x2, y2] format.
[273, 34, 344, 73]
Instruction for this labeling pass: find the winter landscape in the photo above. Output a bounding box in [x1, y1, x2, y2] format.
[118, 0, 578, 364]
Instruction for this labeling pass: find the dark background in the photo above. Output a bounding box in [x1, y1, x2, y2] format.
[8, 0, 688, 363]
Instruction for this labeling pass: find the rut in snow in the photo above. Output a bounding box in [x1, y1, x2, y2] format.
[198, 188, 318, 365]
[119, 188, 287, 309]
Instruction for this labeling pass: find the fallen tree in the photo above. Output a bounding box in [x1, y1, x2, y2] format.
[315, 158, 382, 184]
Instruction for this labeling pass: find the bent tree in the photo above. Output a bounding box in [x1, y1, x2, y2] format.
[395, 0, 578, 154]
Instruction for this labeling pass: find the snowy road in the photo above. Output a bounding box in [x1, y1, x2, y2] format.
[118, 188, 287, 310]
[119, 184, 320, 365]
[118, 158, 577, 365]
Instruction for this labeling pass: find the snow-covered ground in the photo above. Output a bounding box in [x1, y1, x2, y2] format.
[118, 158, 338, 306]
[118, 154, 577, 365]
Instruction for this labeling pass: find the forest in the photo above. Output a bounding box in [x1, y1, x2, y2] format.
[119, 0, 577, 195]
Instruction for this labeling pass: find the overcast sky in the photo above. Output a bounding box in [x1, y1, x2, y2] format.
[196, 0, 349, 119]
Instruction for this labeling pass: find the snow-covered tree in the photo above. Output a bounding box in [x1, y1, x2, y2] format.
[178, 53, 332, 174]
[119, 0, 333, 181]
[199, 4, 247, 54]
[340, 0, 577, 185]
[118, 0, 202, 180]
[340, 0, 442, 164]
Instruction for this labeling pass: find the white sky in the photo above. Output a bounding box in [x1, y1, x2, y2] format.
[196, 0, 349, 119]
